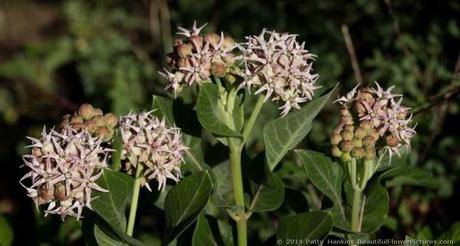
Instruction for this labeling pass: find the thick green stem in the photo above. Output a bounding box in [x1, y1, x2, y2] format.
[351, 188, 362, 233]
[228, 140, 247, 246]
[241, 96, 265, 144]
[126, 164, 143, 237]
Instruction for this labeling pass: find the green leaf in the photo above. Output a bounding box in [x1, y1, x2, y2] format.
[250, 171, 285, 212]
[196, 83, 239, 136]
[0, 215, 13, 246]
[152, 95, 174, 124]
[94, 224, 123, 246]
[360, 181, 389, 233]
[380, 166, 438, 188]
[192, 215, 217, 246]
[210, 161, 233, 207]
[295, 149, 349, 230]
[264, 86, 336, 170]
[277, 211, 333, 244]
[111, 130, 123, 171]
[92, 168, 134, 232]
[182, 134, 206, 172]
[164, 171, 212, 243]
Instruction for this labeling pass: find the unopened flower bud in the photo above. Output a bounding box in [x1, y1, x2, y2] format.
[341, 129, 354, 141]
[351, 147, 365, 159]
[386, 134, 400, 147]
[339, 140, 354, 152]
[104, 113, 118, 127]
[38, 185, 54, 204]
[176, 43, 193, 57]
[362, 136, 376, 147]
[54, 183, 67, 201]
[341, 152, 352, 162]
[32, 147, 42, 157]
[70, 116, 83, 124]
[93, 108, 103, 117]
[211, 62, 226, 77]
[222, 36, 235, 49]
[360, 120, 373, 130]
[204, 33, 220, 46]
[354, 127, 366, 139]
[79, 104, 94, 120]
[332, 146, 342, 157]
[364, 147, 375, 161]
[353, 138, 363, 148]
[331, 132, 342, 145]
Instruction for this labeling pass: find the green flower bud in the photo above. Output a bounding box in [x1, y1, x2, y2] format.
[341, 152, 352, 162]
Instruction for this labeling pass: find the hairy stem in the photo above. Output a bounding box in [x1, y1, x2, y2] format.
[228, 139, 247, 246]
[126, 164, 144, 237]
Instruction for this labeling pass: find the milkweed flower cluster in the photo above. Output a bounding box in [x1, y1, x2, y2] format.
[20, 127, 110, 220]
[240, 29, 320, 116]
[331, 82, 416, 161]
[159, 22, 238, 95]
[119, 111, 188, 191]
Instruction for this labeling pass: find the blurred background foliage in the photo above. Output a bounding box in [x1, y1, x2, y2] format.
[0, 0, 459, 245]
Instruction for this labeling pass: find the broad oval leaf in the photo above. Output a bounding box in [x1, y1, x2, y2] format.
[92, 168, 134, 232]
[152, 95, 174, 124]
[250, 171, 285, 212]
[0, 215, 13, 246]
[361, 181, 389, 233]
[277, 211, 333, 245]
[295, 149, 348, 230]
[380, 166, 438, 188]
[164, 171, 212, 243]
[196, 83, 239, 136]
[192, 215, 217, 246]
[264, 86, 336, 170]
[94, 224, 123, 246]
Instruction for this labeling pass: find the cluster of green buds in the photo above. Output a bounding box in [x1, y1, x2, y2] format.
[159, 22, 239, 95]
[60, 103, 118, 142]
[331, 82, 416, 163]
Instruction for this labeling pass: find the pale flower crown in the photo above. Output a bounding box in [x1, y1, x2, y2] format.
[119, 111, 188, 191]
[20, 127, 110, 220]
[240, 29, 320, 117]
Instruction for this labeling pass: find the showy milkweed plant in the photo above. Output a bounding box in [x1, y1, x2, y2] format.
[19, 22, 430, 246]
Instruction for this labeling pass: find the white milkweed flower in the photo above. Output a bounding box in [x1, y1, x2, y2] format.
[240, 29, 320, 117]
[119, 111, 188, 191]
[159, 21, 238, 95]
[19, 127, 110, 220]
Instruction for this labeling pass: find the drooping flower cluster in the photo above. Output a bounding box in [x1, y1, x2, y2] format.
[20, 127, 110, 220]
[60, 104, 118, 142]
[331, 82, 416, 161]
[119, 111, 188, 191]
[241, 29, 320, 116]
[159, 22, 238, 95]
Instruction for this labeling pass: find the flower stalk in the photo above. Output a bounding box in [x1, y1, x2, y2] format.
[126, 164, 144, 237]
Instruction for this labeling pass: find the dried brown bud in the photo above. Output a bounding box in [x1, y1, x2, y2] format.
[354, 127, 366, 139]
